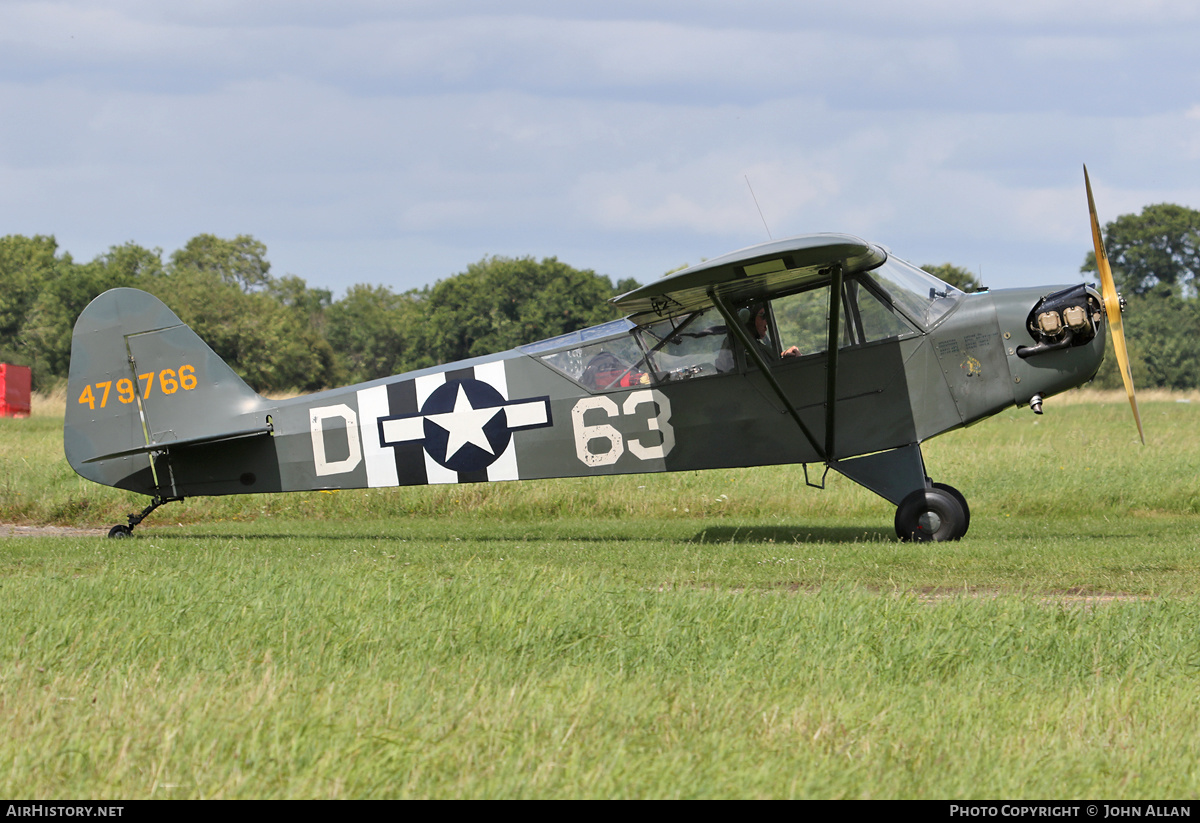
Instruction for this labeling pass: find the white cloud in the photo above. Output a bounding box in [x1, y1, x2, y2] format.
[1, 1, 1199, 296]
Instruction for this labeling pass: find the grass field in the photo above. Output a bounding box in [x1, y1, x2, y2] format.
[1, 390, 1199, 798]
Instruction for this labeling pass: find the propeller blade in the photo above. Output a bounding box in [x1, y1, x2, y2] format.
[1084, 165, 1144, 444]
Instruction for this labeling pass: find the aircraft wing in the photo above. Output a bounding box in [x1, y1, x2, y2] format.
[612, 233, 887, 316]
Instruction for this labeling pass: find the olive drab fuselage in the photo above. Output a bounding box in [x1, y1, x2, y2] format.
[64, 233, 1108, 541]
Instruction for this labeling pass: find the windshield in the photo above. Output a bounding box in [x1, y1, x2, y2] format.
[864, 256, 963, 328]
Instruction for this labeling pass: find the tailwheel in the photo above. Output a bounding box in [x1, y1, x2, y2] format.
[105, 495, 184, 539]
[895, 486, 969, 542]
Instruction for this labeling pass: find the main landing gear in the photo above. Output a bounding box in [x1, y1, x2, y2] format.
[107, 495, 184, 539]
[894, 483, 970, 542]
[830, 446, 970, 542]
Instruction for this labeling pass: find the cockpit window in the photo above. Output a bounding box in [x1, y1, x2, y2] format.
[847, 278, 917, 342]
[864, 256, 963, 328]
[636, 307, 734, 380]
[536, 334, 648, 391]
[531, 270, 929, 390]
[771, 286, 836, 356]
[744, 276, 916, 370]
[531, 307, 735, 391]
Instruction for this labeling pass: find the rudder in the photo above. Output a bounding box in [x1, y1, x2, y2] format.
[65, 288, 273, 495]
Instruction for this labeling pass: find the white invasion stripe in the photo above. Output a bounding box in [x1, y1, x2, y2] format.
[477, 360, 519, 482]
[357, 385, 398, 488]
[487, 444, 519, 482]
[414, 372, 446, 406]
[474, 360, 509, 399]
[414, 372, 458, 485]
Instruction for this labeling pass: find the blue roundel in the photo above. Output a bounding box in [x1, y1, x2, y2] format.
[420, 379, 512, 472]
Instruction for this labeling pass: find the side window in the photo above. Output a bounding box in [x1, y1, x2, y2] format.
[538, 308, 737, 391]
[747, 279, 913, 369]
[540, 336, 649, 391]
[768, 286, 836, 358]
[637, 308, 735, 380]
[845, 279, 915, 343]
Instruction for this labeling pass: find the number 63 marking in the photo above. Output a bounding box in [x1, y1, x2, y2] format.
[571, 389, 675, 467]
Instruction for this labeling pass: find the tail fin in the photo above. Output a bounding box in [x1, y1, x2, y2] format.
[65, 288, 274, 496]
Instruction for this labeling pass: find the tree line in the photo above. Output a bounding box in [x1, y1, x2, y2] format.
[2, 201, 1197, 393]
[0, 233, 639, 393]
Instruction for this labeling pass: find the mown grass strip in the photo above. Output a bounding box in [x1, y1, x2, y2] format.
[3, 554, 1200, 798]
[2, 393, 1199, 797]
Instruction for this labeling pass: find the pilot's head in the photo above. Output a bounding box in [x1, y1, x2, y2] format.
[741, 304, 768, 340]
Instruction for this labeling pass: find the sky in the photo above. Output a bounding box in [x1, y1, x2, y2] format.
[2, 0, 1199, 297]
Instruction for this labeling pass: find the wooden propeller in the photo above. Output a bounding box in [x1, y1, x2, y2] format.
[1084, 165, 1144, 444]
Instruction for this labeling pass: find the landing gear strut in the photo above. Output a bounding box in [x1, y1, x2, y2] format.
[107, 495, 184, 539]
[894, 484, 969, 542]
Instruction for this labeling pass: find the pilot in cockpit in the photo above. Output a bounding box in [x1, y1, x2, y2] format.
[580, 350, 649, 390]
[742, 303, 800, 361]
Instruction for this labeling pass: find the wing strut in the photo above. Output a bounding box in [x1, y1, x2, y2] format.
[708, 287, 825, 460]
[824, 265, 843, 459]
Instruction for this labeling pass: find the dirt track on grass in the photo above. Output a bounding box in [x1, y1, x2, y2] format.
[0, 524, 105, 538]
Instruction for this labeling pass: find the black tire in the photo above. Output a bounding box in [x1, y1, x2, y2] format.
[107, 524, 132, 539]
[894, 488, 968, 542]
[933, 482, 970, 534]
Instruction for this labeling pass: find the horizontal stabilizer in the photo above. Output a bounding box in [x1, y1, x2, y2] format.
[82, 425, 273, 463]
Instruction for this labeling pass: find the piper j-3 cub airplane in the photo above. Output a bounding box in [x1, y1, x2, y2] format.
[65, 168, 1142, 541]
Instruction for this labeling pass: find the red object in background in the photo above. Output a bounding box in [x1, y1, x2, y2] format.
[0, 364, 32, 417]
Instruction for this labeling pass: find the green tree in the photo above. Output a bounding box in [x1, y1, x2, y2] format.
[420, 256, 629, 366]
[267, 274, 339, 387]
[101, 241, 166, 281]
[921, 263, 982, 293]
[146, 270, 335, 393]
[1089, 293, 1200, 391]
[269, 274, 332, 320]
[614, 276, 641, 296]
[0, 235, 63, 367]
[170, 233, 273, 293]
[249, 290, 339, 392]
[326, 284, 422, 383]
[22, 248, 158, 384]
[1081, 203, 1200, 298]
[152, 236, 338, 392]
[8, 241, 167, 387]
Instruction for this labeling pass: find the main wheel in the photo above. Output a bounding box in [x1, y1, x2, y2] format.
[894, 488, 968, 542]
[933, 482, 970, 534]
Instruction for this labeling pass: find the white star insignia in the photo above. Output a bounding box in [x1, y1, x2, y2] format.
[378, 380, 551, 473]
[422, 384, 501, 460]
